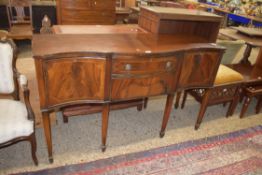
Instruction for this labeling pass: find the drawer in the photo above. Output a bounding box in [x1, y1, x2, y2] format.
[111, 55, 180, 100]
[60, 0, 92, 10]
[112, 56, 178, 76]
[61, 9, 115, 24]
[92, 0, 115, 10]
[111, 72, 177, 100]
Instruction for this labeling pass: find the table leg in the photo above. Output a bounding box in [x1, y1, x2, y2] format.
[240, 43, 253, 65]
[160, 94, 175, 138]
[42, 112, 53, 163]
[101, 103, 110, 152]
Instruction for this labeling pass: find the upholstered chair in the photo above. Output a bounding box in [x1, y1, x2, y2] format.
[0, 39, 38, 165]
[175, 40, 245, 130]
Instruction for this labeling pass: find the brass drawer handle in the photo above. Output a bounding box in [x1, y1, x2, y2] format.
[125, 64, 132, 71]
[166, 61, 172, 69]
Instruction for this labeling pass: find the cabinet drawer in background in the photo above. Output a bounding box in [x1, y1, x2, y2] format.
[92, 0, 115, 10]
[61, 9, 115, 24]
[60, 0, 91, 10]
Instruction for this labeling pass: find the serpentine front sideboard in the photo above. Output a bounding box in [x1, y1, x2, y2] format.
[33, 7, 224, 163]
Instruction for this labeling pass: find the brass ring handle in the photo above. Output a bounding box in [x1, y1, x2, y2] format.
[166, 61, 172, 69]
[125, 64, 132, 71]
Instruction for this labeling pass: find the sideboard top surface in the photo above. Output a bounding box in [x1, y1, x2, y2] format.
[32, 34, 223, 58]
[141, 6, 222, 22]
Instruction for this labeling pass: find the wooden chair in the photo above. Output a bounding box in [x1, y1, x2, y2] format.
[0, 38, 38, 165]
[178, 65, 244, 130]
[232, 47, 262, 118]
[240, 86, 262, 118]
[175, 40, 246, 130]
[6, 0, 33, 40]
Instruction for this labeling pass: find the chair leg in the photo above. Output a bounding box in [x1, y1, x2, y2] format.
[144, 97, 148, 109]
[226, 88, 240, 117]
[62, 114, 69, 123]
[195, 89, 211, 130]
[181, 90, 188, 109]
[29, 134, 38, 166]
[174, 91, 182, 109]
[256, 97, 262, 114]
[239, 88, 244, 103]
[240, 96, 252, 118]
[137, 103, 143, 111]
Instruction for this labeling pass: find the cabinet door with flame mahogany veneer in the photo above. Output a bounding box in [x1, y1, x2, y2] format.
[44, 58, 106, 107]
[178, 50, 222, 90]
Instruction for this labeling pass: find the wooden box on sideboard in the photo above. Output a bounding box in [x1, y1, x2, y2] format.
[138, 7, 222, 42]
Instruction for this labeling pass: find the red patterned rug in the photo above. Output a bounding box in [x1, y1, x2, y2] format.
[15, 126, 262, 175]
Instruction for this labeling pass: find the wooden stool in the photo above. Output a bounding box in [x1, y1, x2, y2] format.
[240, 85, 262, 118]
[178, 65, 244, 130]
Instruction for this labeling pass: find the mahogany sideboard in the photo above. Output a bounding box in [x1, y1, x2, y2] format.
[33, 7, 223, 162]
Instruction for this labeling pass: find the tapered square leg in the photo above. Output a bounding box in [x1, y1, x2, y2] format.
[42, 112, 53, 163]
[101, 104, 110, 152]
[160, 94, 175, 138]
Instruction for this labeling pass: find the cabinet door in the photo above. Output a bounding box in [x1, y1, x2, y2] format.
[111, 56, 179, 100]
[43, 58, 106, 107]
[178, 50, 222, 89]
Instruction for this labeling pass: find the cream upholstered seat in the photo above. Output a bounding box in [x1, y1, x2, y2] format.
[0, 99, 33, 143]
[0, 39, 38, 165]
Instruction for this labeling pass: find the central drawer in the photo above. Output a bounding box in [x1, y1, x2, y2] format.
[111, 56, 179, 100]
[112, 56, 177, 75]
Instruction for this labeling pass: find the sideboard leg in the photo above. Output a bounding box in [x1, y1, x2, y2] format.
[42, 112, 53, 163]
[160, 94, 175, 138]
[174, 91, 181, 109]
[101, 103, 110, 152]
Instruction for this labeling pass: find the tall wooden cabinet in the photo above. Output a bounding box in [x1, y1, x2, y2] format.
[56, 0, 116, 24]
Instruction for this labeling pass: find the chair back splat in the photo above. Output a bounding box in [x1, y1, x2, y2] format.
[6, 0, 33, 40]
